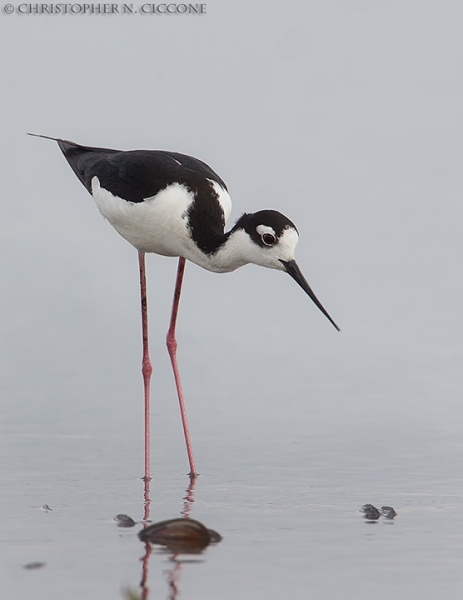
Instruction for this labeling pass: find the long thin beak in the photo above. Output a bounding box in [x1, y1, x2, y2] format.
[280, 260, 340, 331]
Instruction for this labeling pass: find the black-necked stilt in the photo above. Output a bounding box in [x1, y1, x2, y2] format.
[29, 134, 339, 479]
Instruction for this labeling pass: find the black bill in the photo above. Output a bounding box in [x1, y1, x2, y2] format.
[280, 259, 340, 331]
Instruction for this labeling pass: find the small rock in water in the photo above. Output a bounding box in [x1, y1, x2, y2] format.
[114, 514, 137, 528]
[23, 561, 46, 570]
[380, 506, 397, 519]
[41, 505, 53, 511]
[361, 504, 381, 521]
[138, 518, 222, 553]
[207, 528, 223, 543]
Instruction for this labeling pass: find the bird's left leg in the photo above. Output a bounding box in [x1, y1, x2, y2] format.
[139, 251, 153, 482]
[166, 257, 198, 479]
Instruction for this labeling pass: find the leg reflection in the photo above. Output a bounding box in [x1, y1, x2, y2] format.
[181, 478, 196, 519]
[139, 478, 198, 600]
[139, 476, 152, 599]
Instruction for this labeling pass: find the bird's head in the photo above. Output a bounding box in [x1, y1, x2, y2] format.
[232, 210, 299, 269]
[231, 210, 340, 331]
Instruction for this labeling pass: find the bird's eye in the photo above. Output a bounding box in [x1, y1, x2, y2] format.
[262, 233, 276, 246]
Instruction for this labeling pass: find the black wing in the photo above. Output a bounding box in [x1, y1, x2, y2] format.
[31, 135, 227, 203]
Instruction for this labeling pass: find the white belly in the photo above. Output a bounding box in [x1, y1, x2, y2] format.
[92, 177, 196, 256]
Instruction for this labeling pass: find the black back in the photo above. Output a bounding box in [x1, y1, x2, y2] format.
[55, 139, 228, 204]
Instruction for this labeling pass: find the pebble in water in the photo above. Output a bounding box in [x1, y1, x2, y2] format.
[23, 562, 46, 570]
[138, 518, 222, 553]
[114, 514, 137, 528]
[380, 506, 397, 519]
[361, 504, 381, 521]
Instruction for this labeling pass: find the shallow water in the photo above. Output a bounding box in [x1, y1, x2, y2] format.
[1, 359, 462, 600]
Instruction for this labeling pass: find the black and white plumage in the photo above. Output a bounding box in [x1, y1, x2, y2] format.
[30, 134, 339, 479]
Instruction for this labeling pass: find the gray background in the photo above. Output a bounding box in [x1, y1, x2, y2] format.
[1, 1, 462, 599]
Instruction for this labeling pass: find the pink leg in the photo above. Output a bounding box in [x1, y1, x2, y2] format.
[166, 257, 197, 479]
[139, 251, 153, 482]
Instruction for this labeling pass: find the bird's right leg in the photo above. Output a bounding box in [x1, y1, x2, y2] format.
[138, 251, 152, 482]
[166, 257, 198, 479]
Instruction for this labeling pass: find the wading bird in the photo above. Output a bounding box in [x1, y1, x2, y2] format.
[30, 134, 339, 479]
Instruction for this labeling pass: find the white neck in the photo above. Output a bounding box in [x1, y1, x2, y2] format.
[185, 228, 292, 274]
